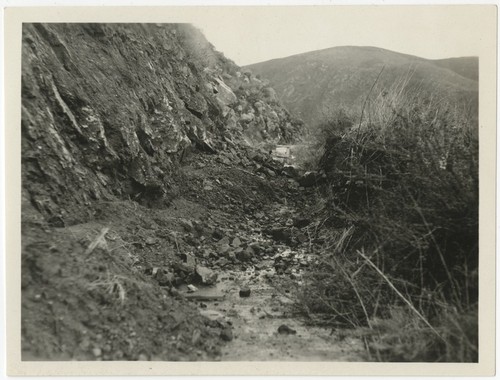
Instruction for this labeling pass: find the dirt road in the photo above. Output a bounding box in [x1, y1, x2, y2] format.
[178, 188, 366, 361]
[22, 145, 367, 361]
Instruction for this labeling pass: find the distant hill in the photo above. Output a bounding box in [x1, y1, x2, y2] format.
[245, 46, 478, 127]
[432, 56, 479, 81]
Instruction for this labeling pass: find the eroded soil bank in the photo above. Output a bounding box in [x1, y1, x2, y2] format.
[22, 144, 366, 361]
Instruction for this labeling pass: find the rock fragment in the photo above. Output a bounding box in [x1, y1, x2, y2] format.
[195, 266, 218, 285]
[231, 237, 241, 247]
[236, 246, 253, 261]
[155, 270, 175, 286]
[92, 347, 102, 357]
[277, 324, 297, 335]
[220, 327, 233, 342]
[239, 287, 251, 297]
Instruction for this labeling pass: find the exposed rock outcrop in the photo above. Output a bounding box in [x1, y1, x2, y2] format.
[22, 23, 303, 225]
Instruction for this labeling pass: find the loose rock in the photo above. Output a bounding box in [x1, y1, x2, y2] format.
[235, 247, 253, 261]
[220, 327, 233, 342]
[231, 237, 241, 247]
[180, 219, 194, 232]
[239, 287, 251, 297]
[155, 270, 175, 287]
[195, 266, 218, 285]
[282, 164, 299, 178]
[277, 325, 297, 335]
[218, 244, 231, 255]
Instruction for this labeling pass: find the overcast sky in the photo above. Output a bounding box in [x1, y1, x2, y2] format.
[191, 6, 493, 66]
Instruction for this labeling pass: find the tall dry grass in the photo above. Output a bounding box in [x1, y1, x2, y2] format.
[297, 80, 478, 362]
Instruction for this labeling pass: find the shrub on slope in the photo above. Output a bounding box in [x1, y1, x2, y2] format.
[299, 84, 478, 362]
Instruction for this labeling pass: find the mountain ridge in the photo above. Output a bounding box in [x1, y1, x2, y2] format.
[245, 46, 478, 127]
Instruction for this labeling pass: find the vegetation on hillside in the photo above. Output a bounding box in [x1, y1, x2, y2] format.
[245, 46, 478, 129]
[295, 80, 478, 362]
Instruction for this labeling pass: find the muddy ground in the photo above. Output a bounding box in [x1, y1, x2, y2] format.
[21, 144, 367, 361]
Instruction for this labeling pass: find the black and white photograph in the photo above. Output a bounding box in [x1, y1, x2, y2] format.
[3, 3, 497, 376]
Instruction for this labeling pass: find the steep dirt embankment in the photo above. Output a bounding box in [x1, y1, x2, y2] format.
[21, 23, 308, 361]
[22, 23, 303, 226]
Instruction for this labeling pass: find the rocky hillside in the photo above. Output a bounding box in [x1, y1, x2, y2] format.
[21, 23, 308, 361]
[245, 46, 478, 127]
[22, 23, 302, 226]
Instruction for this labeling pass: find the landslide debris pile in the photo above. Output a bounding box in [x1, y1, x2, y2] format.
[21, 23, 304, 361]
[22, 23, 303, 225]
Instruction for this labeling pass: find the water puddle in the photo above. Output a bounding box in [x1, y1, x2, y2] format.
[180, 266, 366, 361]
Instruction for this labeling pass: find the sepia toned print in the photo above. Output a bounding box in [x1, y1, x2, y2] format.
[5, 4, 497, 376]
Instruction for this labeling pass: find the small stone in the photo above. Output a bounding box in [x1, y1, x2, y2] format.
[92, 347, 102, 357]
[266, 168, 276, 177]
[239, 287, 251, 297]
[156, 270, 175, 287]
[217, 236, 230, 246]
[187, 284, 198, 293]
[258, 213, 268, 221]
[79, 338, 91, 350]
[218, 244, 231, 255]
[231, 237, 241, 247]
[277, 324, 297, 335]
[296, 232, 308, 243]
[169, 288, 182, 298]
[191, 329, 202, 345]
[113, 350, 124, 360]
[180, 219, 194, 232]
[220, 328, 233, 342]
[145, 236, 157, 245]
[216, 257, 229, 267]
[282, 164, 299, 178]
[182, 251, 197, 263]
[195, 266, 218, 285]
[248, 242, 262, 254]
[212, 229, 224, 240]
[138, 353, 149, 361]
[236, 247, 253, 261]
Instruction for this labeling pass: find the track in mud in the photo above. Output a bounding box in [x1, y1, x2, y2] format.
[21, 145, 367, 361]
[181, 256, 365, 361]
[177, 154, 367, 361]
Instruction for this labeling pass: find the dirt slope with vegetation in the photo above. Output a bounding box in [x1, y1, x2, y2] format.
[22, 23, 303, 226]
[21, 23, 478, 363]
[21, 23, 307, 361]
[245, 46, 478, 128]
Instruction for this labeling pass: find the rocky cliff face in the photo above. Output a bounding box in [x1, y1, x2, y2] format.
[22, 23, 302, 225]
